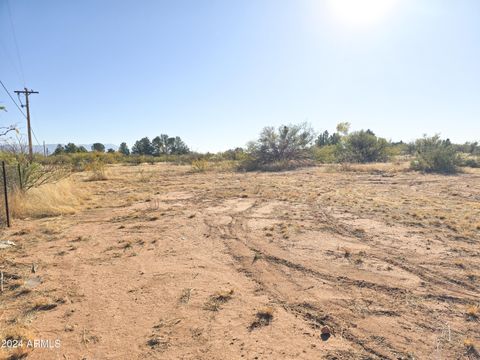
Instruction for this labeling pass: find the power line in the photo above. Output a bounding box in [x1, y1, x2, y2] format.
[31, 127, 41, 147]
[5, 0, 26, 86]
[0, 38, 24, 85]
[0, 79, 27, 118]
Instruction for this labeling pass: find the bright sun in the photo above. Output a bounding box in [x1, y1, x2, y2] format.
[326, 0, 399, 27]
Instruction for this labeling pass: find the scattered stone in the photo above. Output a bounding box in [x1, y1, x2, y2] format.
[321, 325, 331, 335]
[321, 325, 331, 341]
[0, 240, 16, 249]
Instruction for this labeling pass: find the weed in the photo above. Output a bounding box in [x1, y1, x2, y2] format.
[204, 289, 234, 311]
[86, 160, 108, 181]
[179, 288, 193, 304]
[466, 305, 479, 321]
[249, 307, 274, 330]
[191, 159, 209, 172]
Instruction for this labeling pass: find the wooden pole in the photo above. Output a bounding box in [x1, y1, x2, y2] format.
[17, 163, 22, 190]
[14, 88, 39, 162]
[2, 161, 10, 227]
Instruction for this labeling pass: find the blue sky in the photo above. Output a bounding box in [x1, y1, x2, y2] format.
[0, 0, 479, 152]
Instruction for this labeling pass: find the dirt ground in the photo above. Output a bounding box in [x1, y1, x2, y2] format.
[1, 163, 479, 360]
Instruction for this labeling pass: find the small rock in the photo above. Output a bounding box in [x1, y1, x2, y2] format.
[0, 240, 16, 249]
[321, 325, 331, 335]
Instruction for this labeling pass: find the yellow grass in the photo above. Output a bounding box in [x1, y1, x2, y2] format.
[10, 178, 85, 219]
[0, 325, 34, 359]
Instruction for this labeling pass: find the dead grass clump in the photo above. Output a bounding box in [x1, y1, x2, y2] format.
[249, 307, 274, 331]
[0, 325, 33, 359]
[85, 160, 108, 181]
[191, 159, 209, 173]
[204, 289, 234, 311]
[30, 297, 58, 312]
[466, 305, 479, 321]
[464, 339, 479, 357]
[10, 178, 85, 219]
[5, 347, 30, 360]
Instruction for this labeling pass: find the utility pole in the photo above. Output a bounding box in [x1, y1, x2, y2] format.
[14, 88, 39, 161]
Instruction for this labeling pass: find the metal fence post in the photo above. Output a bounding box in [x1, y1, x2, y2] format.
[2, 161, 10, 227]
[17, 163, 23, 190]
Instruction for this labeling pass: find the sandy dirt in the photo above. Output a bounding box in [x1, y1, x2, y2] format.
[1, 164, 479, 359]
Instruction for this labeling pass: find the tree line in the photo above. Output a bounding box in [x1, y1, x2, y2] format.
[52, 134, 190, 157]
[46, 123, 479, 174]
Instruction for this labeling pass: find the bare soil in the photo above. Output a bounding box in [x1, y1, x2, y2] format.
[1, 164, 479, 359]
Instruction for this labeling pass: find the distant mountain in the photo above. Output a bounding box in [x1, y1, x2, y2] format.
[33, 144, 119, 155]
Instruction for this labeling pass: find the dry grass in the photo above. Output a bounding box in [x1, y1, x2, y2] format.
[191, 159, 209, 173]
[0, 325, 34, 359]
[10, 178, 85, 219]
[249, 307, 274, 330]
[204, 289, 234, 311]
[466, 305, 479, 321]
[85, 161, 108, 181]
[29, 297, 58, 312]
[464, 338, 479, 356]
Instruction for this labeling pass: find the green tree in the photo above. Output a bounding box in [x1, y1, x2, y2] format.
[118, 142, 130, 155]
[53, 144, 65, 155]
[152, 135, 168, 155]
[132, 137, 154, 155]
[340, 130, 389, 163]
[411, 135, 459, 174]
[64, 143, 78, 153]
[336, 122, 350, 136]
[170, 136, 189, 154]
[91, 143, 105, 152]
[107, 148, 115, 153]
[248, 123, 315, 164]
[315, 130, 330, 147]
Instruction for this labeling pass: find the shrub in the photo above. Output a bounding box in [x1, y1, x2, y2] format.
[191, 159, 209, 172]
[242, 123, 315, 171]
[85, 159, 107, 181]
[18, 162, 71, 191]
[410, 135, 459, 174]
[311, 145, 336, 163]
[339, 130, 389, 163]
[460, 156, 480, 168]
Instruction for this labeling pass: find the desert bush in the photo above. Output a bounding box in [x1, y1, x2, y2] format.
[338, 130, 389, 163]
[85, 159, 107, 181]
[191, 159, 209, 172]
[0, 142, 71, 192]
[17, 162, 71, 191]
[241, 123, 315, 171]
[460, 156, 480, 168]
[410, 135, 460, 174]
[311, 145, 336, 163]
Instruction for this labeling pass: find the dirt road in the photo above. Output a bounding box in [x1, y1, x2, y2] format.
[1, 164, 479, 359]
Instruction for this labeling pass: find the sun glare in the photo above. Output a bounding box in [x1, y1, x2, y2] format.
[326, 0, 399, 27]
